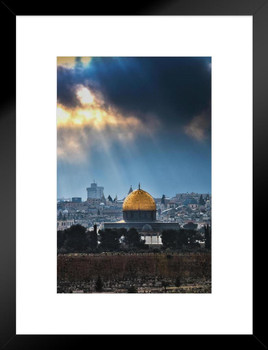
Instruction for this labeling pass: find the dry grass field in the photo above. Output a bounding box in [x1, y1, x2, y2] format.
[57, 252, 211, 293]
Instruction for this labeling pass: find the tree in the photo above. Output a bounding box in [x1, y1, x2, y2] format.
[162, 280, 169, 293]
[118, 227, 127, 237]
[124, 228, 143, 249]
[204, 224, 211, 250]
[64, 224, 88, 252]
[161, 194, 166, 205]
[176, 229, 188, 248]
[87, 226, 98, 251]
[57, 230, 66, 249]
[175, 276, 181, 287]
[98, 229, 120, 251]
[161, 229, 188, 250]
[186, 229, 197, 247]
[95, 276, 103, 292]
[107, 195, 113, 202]
[127, 285, 137, 293]
[199, 194, 205, 205]
[161, 230, 178, 249]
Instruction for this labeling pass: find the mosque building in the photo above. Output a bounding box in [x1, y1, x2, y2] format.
[102, 184, 180, 243]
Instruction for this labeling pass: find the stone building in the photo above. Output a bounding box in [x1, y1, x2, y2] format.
[102, 185, 180, 243]
[86, 181, 104, 199]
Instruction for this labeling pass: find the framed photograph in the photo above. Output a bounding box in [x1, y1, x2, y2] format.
[1, 0, 266, 347]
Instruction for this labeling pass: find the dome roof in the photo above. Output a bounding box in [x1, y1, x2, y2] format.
[123, 188, 156, 211]
[142, 224, 153, 232]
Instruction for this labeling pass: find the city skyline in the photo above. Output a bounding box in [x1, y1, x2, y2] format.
[57, 57, 211, 199]
[57, 180, 211, 202]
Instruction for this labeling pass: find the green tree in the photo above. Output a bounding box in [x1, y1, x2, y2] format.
[161, 229, 188, 250]
[57, 230, 66, 249]
[204, 224, 211, 250]
[186, 229, 197, 246]
[176, 229, 188, 248]
[162, 280, 169, 293]
[175, 276, 181, 287]
[107, 195, 113, 202]
[124, 228, 143, 248]
[118, 227, 127, 238]
[64, 224, 88, 252]
[95, 275, 103, 292]
[127, 285, 137, 293]
[87, 228, 98, 251]
[161, 230, 177, 249]
[199, 194, 205, 205]
[98, 229, 121, 251]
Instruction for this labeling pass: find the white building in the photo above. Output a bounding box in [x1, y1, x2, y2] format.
[86, 182, 104, 199]
[57, 219, 75, 231]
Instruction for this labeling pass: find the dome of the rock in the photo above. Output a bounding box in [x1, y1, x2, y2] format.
[123, 189, 156, 211]
[122, 186, 156, 222]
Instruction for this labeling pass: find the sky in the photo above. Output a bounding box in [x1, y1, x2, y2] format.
[57, 57, 211, 200]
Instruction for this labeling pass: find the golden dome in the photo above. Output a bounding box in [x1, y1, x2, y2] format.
[123, 188, 156, 211]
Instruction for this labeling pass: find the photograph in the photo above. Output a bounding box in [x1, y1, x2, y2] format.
[1, 0, 263, 343]
[57, 56, 212, 293]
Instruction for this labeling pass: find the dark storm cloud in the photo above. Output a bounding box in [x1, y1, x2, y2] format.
[57, 56, 211, 131]
[57, 66, 81, 108]
[57, 57, 211, 198]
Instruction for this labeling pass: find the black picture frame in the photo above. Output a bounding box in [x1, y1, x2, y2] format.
[0, 0, 267, 348]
